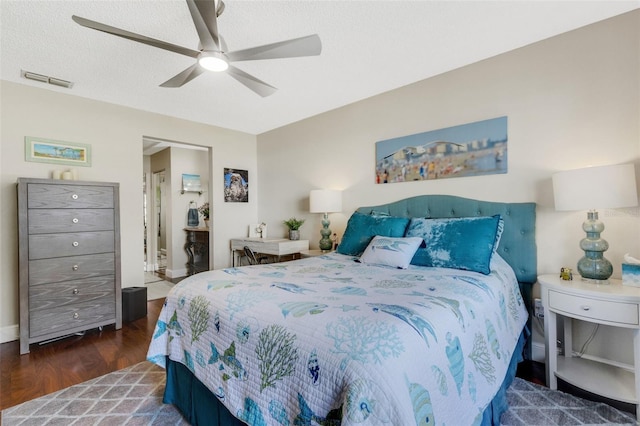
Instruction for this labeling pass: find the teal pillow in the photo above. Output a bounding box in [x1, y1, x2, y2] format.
[336, 212, 410, 256]
[406, 215, 502, 274]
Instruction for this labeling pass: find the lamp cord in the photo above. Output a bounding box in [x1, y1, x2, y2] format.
[575, 323, 599, 357]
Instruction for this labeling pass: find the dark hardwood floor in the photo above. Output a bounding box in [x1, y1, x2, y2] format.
[0, 298, 165, 411]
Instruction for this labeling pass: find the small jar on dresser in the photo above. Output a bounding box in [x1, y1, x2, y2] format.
[17, 178, 122, 354]
[539, 273, 640, 420]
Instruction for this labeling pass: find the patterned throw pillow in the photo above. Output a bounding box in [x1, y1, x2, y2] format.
[358, 236, 424, 269]
[336, 212, 410, 256]
[406, 215, 502, 274]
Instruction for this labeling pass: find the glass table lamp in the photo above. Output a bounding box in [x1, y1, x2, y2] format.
[310, 189, 342, 251]
[552, 163, 638, 283]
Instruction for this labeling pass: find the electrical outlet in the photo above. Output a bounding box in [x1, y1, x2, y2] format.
[534, 298, 544, 319]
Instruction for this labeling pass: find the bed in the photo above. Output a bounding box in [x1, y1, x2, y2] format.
[147, 194, 537, 425]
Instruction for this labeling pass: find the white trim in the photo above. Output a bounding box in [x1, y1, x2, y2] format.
[532, 342, 546, 363]
[165, 268, 187, 279]
[145, 262, 159, 272]
[1, 324, 19, 343]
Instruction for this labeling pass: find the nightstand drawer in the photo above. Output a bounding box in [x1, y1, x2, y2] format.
[549, 290, 639, 325]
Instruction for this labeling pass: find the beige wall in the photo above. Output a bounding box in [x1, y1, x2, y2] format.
[257, 11, 640, 362]
[0, 81, 258, 342]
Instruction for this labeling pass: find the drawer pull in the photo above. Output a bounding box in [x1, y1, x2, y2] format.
[72, 241, 79, 247]
[72, 265, 79, 271]
[72, 218, 79, 224]
[73, 312, 79, 319]
[72, 288, 79, 295]
[581, 305, 591, 311]
[72, 194, 78, 200]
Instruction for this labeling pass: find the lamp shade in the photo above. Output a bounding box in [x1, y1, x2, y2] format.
[552, 163, 638, 211]
[310, 189, 342, 213]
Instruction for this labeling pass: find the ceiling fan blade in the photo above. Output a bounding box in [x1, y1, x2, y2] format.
[160, 63, 205, 88]
[186, 0, 220, 51]
[219, 35, 229, 53]
[226, 65, 277, 97]
[226, 34, 321, 62]
[72, 15, 200, 59]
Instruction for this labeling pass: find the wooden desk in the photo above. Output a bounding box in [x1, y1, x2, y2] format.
[230, 238, 309, 266]
[184, 227, 209, 275]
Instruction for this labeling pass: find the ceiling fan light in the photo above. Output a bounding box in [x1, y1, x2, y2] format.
[198, 53, 228, 72]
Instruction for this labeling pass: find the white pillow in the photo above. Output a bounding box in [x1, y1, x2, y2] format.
[358, 236, 423, 269]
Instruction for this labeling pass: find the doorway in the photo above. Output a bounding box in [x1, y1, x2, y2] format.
[143, 137, 213, 280]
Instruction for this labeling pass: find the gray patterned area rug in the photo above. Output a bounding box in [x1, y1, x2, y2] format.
[2, 361, 635, 426]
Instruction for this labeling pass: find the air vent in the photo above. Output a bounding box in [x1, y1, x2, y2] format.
[21, 70, 74, 89]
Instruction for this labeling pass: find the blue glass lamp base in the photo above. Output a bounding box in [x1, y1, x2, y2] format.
[318, 213, 333, 251]
[577, 256, 612, 284]
[577, 210, 612, 284]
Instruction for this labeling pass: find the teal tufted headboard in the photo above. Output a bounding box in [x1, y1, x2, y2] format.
[356, 194, 537, 284]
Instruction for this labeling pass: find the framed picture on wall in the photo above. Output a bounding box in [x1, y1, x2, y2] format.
[224, 168, 248, 202]
[182, 174, 202, 193]
[375, 116, 508, 184]
[25, 136, 92, 167]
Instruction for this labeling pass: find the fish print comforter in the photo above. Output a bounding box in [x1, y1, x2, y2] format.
[147, 252, 528, 426]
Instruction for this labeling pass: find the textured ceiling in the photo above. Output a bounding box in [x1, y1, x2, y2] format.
[1, 1, 638, 135]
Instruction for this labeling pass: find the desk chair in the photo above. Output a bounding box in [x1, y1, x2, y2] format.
[243, 246, 269, 265]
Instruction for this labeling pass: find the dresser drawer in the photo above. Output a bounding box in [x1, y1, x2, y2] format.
[27, 184, 114, 209]
[548, 290, 639, 325]
[29, 231, 114, 260]
[29, 296, 116, 338]
[29, 276, 115, 310]
[29, 253, 115, 285]
[28, 209, 114, 234]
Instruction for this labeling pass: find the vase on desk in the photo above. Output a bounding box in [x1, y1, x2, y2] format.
[187, 204, 199, 227]
[289, 230, 300, 240]
[204, 219, 210, 228]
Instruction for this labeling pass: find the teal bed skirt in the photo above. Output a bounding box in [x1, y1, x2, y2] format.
[163, 327, 529, 426]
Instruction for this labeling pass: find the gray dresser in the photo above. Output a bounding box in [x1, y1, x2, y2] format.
[18, 178, 122, 354]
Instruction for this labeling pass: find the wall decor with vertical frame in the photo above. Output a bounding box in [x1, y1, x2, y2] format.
[224, 168, 249, 202]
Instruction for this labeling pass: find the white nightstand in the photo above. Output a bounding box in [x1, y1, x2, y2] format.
[539, 273, 640, 419]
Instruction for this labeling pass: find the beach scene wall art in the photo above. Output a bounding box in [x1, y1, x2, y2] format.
[375, 116, 507, 184]
[25, 136, 91, 167]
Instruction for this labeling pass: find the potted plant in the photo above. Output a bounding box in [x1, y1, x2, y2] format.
[283, 217, 305, 240]
[198, 202, 210, 227]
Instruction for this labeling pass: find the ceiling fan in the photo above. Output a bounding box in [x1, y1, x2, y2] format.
[72, 0, 321, 97]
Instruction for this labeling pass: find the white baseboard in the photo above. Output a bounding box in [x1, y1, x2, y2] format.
[532, 342, 546, 363]
[165, 268, 187, 279]
[145, 263, 159, 272]
[1, 324, 19, 343]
